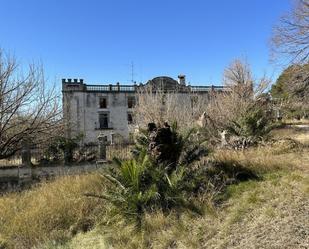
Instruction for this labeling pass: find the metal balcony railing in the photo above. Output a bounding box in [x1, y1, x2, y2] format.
[80, 84, 227, 93]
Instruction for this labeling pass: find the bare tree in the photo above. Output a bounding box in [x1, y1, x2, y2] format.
[223, 59, 253, 86]
[223, 58, 254, 99]
[133, 86, 208, 132]
[272, 0, 309, 64]
[0, 49, 61, 159]
[270, 0, 309, 118]
[205, 59, 271, 135]
[133, 59, 271, 138]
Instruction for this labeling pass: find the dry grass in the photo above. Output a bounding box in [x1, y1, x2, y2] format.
[0, 158, 21, 167]
[55, 170, 308, 249]
[199, 171, 309, 249]
[0, 174, 108, 249]
[271, 126, 309, 146]
[282, 119, 309, 125]
[56, 128, 309, 249]
[0, 157, 42, 167]
[213, 146, 309, 173]
[49, 137, 309, 248]
[0, 127, 308, 249]
[106, 144, 133, 161]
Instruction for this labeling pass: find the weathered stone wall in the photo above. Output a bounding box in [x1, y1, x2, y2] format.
[63, 89, 213, 143]
[63, 89, 135, 143]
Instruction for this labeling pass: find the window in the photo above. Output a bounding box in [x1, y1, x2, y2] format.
[127, 113, 133, 124]
[99, 113, 109, 129]
[99, 97, 107, 108]
[127, 96, 135, 108]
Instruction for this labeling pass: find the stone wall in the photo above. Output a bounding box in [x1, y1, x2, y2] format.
[63, 89, 135, 143]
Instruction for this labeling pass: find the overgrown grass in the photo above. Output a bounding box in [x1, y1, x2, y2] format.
[49, 170, 308, 249]
[0, 127, 308, 249]
[271, 126, 309, 146]
[212, 146, 306, 174]
[0, 174, 108, 249]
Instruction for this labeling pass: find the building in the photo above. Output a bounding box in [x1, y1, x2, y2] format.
[62, 75, 225, 144]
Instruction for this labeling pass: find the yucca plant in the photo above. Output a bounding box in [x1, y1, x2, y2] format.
[91, 122, 206, 228]
[97, 153, 155, 227]
[133, 121, 208, 173]
[97, 153, 201, 229]
[227, 105, 276, 148]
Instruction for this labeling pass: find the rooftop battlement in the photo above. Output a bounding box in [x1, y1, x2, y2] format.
[62, 79, 86, 92]
[62, 78, 84, 84]
[62, 77, 228, 93]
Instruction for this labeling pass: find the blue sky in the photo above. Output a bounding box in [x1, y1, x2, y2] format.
[0, 0, 291, 86]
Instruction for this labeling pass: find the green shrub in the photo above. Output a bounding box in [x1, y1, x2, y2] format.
[227, 105, 277, 148]
[90, 123, 207, 228]
[133, 122, 208, 169]
[43, 134, 83, 164]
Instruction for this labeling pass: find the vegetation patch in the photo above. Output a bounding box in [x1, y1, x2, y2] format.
[0, 174, 108, 249]
[0, 124, 309, 249]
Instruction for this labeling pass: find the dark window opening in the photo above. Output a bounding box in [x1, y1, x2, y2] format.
[99, 113, 109, 129]
[127, 96, 136, 108]
[99, 97, 107, 108]
[127, 113, 133, 124]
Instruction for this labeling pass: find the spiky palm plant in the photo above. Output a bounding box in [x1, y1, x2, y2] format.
[99, 153, 201, 229]
[93, 123, 206, 228]
[133, 122, 208, 172]
[227, 105, 276, 148]
[100, 154, 155, 226]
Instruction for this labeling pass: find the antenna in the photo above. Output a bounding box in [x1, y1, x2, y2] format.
[131, 61, 134, 83]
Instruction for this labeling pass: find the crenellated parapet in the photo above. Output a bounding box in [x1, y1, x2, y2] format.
[62, 78, 85, 91]
[62, 78, 84, 84]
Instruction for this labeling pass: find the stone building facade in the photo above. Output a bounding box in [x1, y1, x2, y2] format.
[62, 75, 225, 144]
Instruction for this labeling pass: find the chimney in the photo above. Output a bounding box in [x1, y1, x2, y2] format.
[178, 74, 186, 85]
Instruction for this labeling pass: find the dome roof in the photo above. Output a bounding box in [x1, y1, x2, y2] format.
[145, 76, 185, 91]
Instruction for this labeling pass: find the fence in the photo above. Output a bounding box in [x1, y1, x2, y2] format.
[0, 145, 46, 167]
[107, 143, 134, 161]
[73, 143, 133, 162]
[0, 142, 134, 167]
